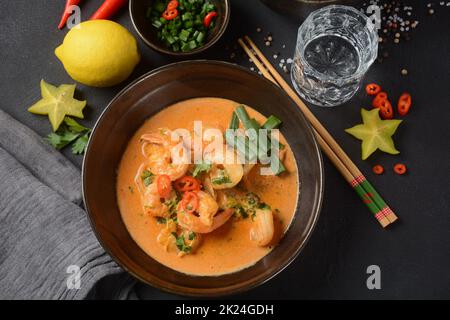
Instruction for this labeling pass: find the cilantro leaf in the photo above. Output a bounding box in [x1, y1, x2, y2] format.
[192, 161, 212, 177]
[64, 117, 90, 133]
[172, 232, 192, 253]
[141, 170, 154, 186]
[211, 175, 231, 185]
[71, 133, 90, 155]
[46, 132, 63, 149]
[45, 117, 91, 155]
[46, 126, 80, 150]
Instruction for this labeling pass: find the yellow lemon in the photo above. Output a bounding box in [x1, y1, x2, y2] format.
[55, 20, 140, 87]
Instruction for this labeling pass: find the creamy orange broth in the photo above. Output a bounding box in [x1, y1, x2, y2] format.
[116, 97, 299, 276]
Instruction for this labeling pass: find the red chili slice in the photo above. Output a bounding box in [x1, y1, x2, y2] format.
[378, 99, 394, 119]
[203, 11, 218, 28]
[162, 9, 178, 20]
[372, 165, 384, 175]
[372, 92, 388, 108]
[397, 93, 412, 116]
[366, 83, 381, 96]
[174, 176, 201, 192]
[167, 0, 179, 10]
[393, 163, 407, 175]
[157, 175, 172, 198]
[181, 191, 199, 214]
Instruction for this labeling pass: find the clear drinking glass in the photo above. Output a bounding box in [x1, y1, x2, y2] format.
[291, 5, 378, 107]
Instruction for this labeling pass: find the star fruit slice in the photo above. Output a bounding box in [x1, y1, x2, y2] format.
[28, 79, 86, 131]
[345, 108, 402, 160]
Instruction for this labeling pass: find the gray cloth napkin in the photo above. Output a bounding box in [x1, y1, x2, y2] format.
[0, 109, 136, 299]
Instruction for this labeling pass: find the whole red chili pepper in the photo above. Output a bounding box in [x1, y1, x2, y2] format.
[90, 0, 128, 20]
[58, 0, 82, 30]
[203, 11, 218, 28]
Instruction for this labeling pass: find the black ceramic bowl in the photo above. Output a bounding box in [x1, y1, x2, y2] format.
[130, 0, 230, 56]
[82, 60, 324, 296]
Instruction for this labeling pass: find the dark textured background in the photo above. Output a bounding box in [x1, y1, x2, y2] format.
[1, 0, 449, 299]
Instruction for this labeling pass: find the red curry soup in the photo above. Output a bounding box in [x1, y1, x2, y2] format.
[116, 97, 299, 276]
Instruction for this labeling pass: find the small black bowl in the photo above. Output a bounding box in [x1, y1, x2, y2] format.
[130, 0, 230, 56]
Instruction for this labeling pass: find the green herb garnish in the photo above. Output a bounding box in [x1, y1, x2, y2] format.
[188, 231, 196, 241]
[156, 217, 167, 224]
[227, 105, 286, 175]
[258, 202, 271, 210]
[46, 117, 91, 155]
[141, 170, 154, 186]
[165, 195, 180, 216]
[211, 171, 231, 185]
[246, 192, 260, 206]
[192, 161, 212, 177]
[234, 206, 249, 219]
[172, 232, 192, 253]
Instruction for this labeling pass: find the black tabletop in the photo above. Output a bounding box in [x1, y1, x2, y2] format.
[1, 0, 450, 299]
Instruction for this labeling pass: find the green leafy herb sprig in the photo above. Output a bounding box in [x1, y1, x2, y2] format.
[46, 117, 91, 155]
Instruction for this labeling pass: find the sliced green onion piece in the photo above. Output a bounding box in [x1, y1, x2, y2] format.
[262, 115, 282, 130]
[179, 29, 190, 42]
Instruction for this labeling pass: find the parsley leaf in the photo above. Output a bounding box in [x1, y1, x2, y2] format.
[45, 117, 91, 155]
[165, 195, 180, 215]
[71, 133, 89, 155]
[46, 132, 64, 149]
[172, 233, 192, 253]
[141, 170, 154, 186]
[234, 206, 249, 219]
[64, 117, 90, 133]
[192, 161, 212, 177]
[211, 174, 231, 185]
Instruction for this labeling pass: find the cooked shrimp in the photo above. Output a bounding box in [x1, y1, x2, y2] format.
[140, 129, 190, 181]
[250, 207, 274, 246]
[196, 191, 219, 226]
[202, 176, 216, 199]
[204, 148, 244, 190]
[134, 165, 176, 218]
[142, 181, 176, 218]
[157, 219, 177, 252]
[177, 207, 234, 234]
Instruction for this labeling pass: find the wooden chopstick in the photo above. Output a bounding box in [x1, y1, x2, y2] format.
[239, 36, 397, 227]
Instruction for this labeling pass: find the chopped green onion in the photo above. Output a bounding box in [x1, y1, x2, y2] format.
[179, 29, 190, 42]
[196, 31, 205, 44]
[188, 40, 197, 50]
[152, 19, 162, 29]
[262, 115, 282, 130]
[182, 12, 193, 21]
[229, 112, 239, 130]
